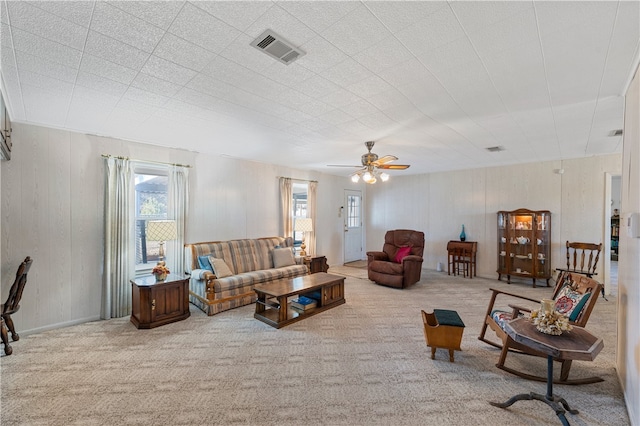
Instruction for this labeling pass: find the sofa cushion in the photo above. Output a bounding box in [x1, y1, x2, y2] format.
[209, 256, 233, 278]
[394, 246, 411, 263]
[272, 247, 296, 268]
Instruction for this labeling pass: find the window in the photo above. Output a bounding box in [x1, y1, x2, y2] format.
[135, 171, 168, 268]
[347, 194, 360, 227]
[292, 182, 308, 248]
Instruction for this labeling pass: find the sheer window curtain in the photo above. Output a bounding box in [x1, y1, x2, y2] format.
[168, 165, 189, 276]
[280, 177, 293, 238]
[308, 181, 317, 255]
[102, 157, 135, 319]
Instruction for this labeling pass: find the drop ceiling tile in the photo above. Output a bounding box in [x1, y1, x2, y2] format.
[395, 6, 465, 56]
[416, 36, 478, 75]
[162, 98, 210, 116]
[336, 118, 371, 137]
[321, 5, 392, 56]
[347, 74, 393, 98]
[15, 50, 77, 83]
[116, 97, 161, 116]
[76, 70, 129, 97]
[123, 86, 170, 107]
[92, 2, 166, 53]
[320, 57, 376, 89]
[535, 1, 617, 38]
[65, 99, 112, 132]
[85, 30, 150, 70]
[367, 89, 410, 111]
[26, 1, 94, 27]
[107, 1, 184, 30]
[169, 3, 241, 53]
[277, 1, 359, 33]
[11, 27, 82, 69]
[1, 1, 9, 25]
[245, 4, 316, 47]
[154, 32, 217, 72]
[381, 103, 425, 124]
[293, 74, 341, 99]
[376, 58, 433, 89]
[7, 2, 88, 50]
[72, 85, 121, 108]
[319, 88, 362, 109]
[132, 73, 181, 98]
[450, 1, 533, 34]
[317, 108, 354, 125]
[296, 99, 334, 117]
[296, 35, 349, 73]
[272, 88, 314, 110]
[186, 74, 235, 99]
[353, 36, 414, 74]
[22, 86, 69, 125]
[342, 98, 379, 118]
[79, 54, 137, 85]
[263, 61, 315, 86]
[141, 55, 197, 86]
[193, 1, 273, 32]
[18, 69, 74, 96]
[1, 64, 25, 119]
[357, 111, 396, 130]
[467, 8, 539, 59]
[365, 1, 449, 35]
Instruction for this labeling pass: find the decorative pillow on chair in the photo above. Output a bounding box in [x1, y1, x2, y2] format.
[272, 247, 296, 268]
[208, 256, 233, 278]
[394, 246, 411, 263]
[554, 285, 590, 321]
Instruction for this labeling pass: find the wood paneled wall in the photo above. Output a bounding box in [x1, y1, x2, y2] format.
[0, 123, 351, 334]
[364, 155, 621, 282]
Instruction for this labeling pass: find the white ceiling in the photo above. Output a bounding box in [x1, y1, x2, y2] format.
[1, 1, 638, 176]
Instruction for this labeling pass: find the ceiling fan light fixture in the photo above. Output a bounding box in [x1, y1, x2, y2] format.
[380, 172, 389, 182]
[351, 174, 360, 183]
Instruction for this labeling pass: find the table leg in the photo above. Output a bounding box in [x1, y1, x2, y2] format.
[278, 295, 288, 323]
[490, 355, 578, 425]
[255, 292, 265, 314]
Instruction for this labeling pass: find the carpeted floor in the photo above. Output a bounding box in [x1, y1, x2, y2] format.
[0, 268, 629, 425]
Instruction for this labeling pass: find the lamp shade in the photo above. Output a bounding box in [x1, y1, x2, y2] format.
[146, 220, 177, 241]
[294, 218, 313, 232]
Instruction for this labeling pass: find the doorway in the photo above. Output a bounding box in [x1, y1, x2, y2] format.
[344, 189, 363, 262]
[604, 173, 621, 296]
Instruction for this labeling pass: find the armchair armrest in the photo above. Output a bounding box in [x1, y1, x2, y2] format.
[488, 288, 541, 304]
[190, 269, 214, 280]
[402, 254, 423, 263]
[366, 251, 389, 262]
[508, 303, 534, 317]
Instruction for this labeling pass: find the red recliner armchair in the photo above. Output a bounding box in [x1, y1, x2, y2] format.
[367, 229, 425, 289]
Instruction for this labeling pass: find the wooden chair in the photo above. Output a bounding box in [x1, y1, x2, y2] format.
[1, 317, 12, 355]
[558, 241, 604, 299]
[478, 270, 603, 385]
[2, 256, 33, 344]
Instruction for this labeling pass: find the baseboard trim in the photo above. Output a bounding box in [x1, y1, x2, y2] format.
[18, 316, 103, 337]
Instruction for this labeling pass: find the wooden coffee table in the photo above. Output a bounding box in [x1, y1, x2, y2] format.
[253, 272, 345, 328]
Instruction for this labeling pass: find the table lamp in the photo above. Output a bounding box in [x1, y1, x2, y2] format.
[294, 218, 313, 257]
[146, 220, 177, 262]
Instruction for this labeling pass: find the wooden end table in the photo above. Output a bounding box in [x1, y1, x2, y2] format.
[303, 255, 329, 274]
[130, 274, 190, 329]
[490, 318, 603, 425]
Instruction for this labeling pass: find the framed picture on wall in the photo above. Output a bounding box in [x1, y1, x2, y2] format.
[0, 90, 11, 160]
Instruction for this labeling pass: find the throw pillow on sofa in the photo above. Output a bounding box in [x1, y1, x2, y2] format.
[272, 247, 296, 268]
[208, 256, 234, 278]
[394, 246, 411, 263]
[198, 255, 214, 272]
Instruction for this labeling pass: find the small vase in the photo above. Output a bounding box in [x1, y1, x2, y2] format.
[459, 225, 466, 242]
[155, 272, 167, 282]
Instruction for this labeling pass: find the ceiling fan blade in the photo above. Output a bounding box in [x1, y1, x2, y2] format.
[373, 155, 398, 166]
[327, 164, 363, 168]
[378, 164, 410, 170]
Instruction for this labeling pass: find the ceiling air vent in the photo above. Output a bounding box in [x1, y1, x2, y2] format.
[250, 30, 305, 65]
[609, 129, 623, 136]
[486, 146, 505, 152]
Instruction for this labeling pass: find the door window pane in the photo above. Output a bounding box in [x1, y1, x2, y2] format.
[347, 195, 360, 227]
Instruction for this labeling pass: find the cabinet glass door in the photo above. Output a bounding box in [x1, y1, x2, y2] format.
[535, 212, 551, 278]
[497, 212, 508, 274]
[510, 212, 534, 277]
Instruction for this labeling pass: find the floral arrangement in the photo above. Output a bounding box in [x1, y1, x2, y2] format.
[530, 308, 572, 335]
[152, 261, 170, 276]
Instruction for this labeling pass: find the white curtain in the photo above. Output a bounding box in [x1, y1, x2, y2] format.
[308, 181, 317, 256]
[168, 165, 189, 276]
[280, 177, 293, 238]
[102, 157, 135, 319]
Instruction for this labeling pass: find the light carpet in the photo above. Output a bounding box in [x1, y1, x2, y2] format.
[0, 268, 629, 425]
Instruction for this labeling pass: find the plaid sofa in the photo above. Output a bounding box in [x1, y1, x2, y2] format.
[184, 237, 308, 315]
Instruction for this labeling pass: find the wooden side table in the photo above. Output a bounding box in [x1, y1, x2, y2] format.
[130, 274, 190, 329]
[490, 318, 603, 425]
[446, 241, 477, 278]
[303, 256, 329, 274]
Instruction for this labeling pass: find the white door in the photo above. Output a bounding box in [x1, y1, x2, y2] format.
[344, 190, 363, 262]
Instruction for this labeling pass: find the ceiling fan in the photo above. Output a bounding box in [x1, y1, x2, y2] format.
[328, 141, 410, 184]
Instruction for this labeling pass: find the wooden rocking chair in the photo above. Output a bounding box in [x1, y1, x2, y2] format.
[2, 256, 33, 352]
[478, 270, 603, 385]
[557, 241, 605, 299]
